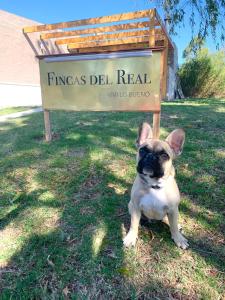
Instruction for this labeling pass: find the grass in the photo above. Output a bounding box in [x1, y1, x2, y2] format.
[0, 106, 38, 116]
[0, 98, 224, 299]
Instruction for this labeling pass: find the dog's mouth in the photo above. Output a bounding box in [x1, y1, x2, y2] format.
[136, 164, 164, 179]
[138, 169, 165, 188]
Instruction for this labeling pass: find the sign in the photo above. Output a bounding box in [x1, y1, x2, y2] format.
[39, 51, 161, 112]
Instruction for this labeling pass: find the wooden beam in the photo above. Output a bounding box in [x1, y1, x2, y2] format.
[41, 21, 151, 40]
[55, 28, 164, 45]
[68, 40, 165, 53]
[23, 9, 154, 33]
[37, 45, 165, 58]
[67, 36, 150, 50]
[68, 38, 165, 53]
[68, 42, 149, 53]
[149, 9, 156, 47]
[56, 29, 150, 45]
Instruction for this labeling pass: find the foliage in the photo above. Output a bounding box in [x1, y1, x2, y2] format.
[178, 48, 225, 97]
[0, 99, 225, 298]
[153, 0, 225, 52]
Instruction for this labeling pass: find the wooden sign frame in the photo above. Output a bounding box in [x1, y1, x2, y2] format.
[23, 8, 174, 141]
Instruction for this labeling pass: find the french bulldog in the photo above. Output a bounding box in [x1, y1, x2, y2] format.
[123, 122, 189, 249]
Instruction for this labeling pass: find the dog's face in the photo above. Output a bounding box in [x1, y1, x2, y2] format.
[137, 140, 173, 180]
[136, 122, 185, 186]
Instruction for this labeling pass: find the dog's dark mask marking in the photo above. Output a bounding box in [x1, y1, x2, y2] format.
[137, 146, 169, 178]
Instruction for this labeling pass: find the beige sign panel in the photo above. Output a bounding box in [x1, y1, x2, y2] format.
[39, 51, 161, 111]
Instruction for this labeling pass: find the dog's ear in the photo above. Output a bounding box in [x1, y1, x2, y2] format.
[166, 129, 185, 156]
[136, 122, 153, 147]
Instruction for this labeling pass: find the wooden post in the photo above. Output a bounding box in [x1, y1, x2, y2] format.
[44, 110, 52, 141]
[149, 9, 155, 47]
[153, 112, 160, 139]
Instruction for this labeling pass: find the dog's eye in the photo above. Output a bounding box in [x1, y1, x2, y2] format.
[139, 147, 149, 156]
[160, 153, 169, 160]
[139, 148, 146, 155]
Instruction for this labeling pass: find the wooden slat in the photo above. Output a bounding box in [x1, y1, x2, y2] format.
[56, 29, 150, 45]
[67, 36, 150, 50]
[41, 21, 150, 40]
[55, 28, 164, 46]
[68, 38, 165, 53]
[68, 42, 149, 53]
[23, 9, 154, 33]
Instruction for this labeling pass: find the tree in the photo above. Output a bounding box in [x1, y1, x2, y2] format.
[150, 0, 225, 53]
[178, 48, 225, 97]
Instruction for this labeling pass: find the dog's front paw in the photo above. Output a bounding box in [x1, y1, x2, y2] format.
[172, 232, 189, 249]
[123, 231, 137, 247]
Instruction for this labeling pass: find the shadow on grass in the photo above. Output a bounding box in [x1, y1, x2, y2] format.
[0, 142, 180, 298]
[0, 112, 138, 298]
[0, 100, 225, 298]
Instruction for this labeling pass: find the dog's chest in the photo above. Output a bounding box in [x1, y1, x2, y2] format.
[139, 189, 168, 220]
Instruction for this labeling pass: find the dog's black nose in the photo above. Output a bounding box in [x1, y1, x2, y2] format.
[152, 170, 164, 179]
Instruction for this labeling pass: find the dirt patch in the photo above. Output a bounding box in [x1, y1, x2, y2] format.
[66, 149, 85, 158]
[108, 159, 129, 177]
[79, 206, 95, 215]
[73, 172, 102, 202]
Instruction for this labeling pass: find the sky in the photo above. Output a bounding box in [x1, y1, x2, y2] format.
[0, 0, 223, 64]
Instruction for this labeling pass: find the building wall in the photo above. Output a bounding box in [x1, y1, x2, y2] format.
[0, 10, 67, 108]
[0, 10, 42, 107]
[0, 10, 42, 85]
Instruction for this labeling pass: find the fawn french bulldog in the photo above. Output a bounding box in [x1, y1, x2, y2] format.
[123, 122, 188, 249]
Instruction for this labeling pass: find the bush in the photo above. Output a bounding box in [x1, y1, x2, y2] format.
[178, 49, 225, 98]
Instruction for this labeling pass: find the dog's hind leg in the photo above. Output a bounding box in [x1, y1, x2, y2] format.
[162, 215, 183, 232]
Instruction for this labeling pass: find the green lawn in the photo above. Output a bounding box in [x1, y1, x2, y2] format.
[0, 99, 224, 299]
[0, 106, 38, 116]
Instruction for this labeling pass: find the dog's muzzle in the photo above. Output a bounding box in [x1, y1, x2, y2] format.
[137, 153, 164, 179]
